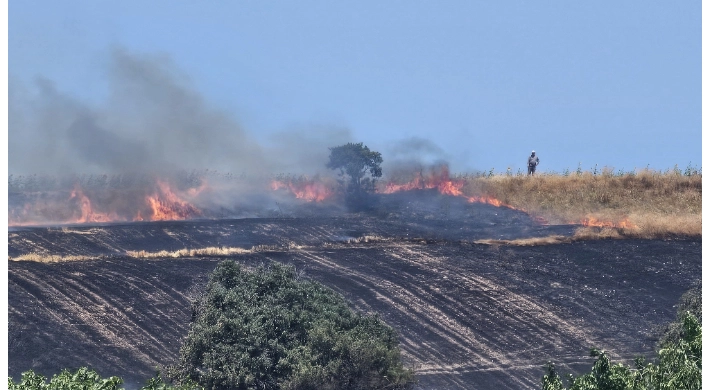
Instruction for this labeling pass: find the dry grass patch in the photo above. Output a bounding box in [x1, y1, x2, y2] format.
[461, 170, 701, 238]
[10, 253, 98, 262]
[126, 245, 287, 259]
[474, 235, 570, 246]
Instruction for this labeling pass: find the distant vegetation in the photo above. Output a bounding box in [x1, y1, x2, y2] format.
[167, 261, 415, 389]
[541, 286, 702, 390]
[458, 166, 701, 238]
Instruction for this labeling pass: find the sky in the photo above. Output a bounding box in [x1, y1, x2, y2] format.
[7, 1, 701, 176]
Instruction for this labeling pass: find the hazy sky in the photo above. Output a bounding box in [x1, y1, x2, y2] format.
[8, 1, 701, 175]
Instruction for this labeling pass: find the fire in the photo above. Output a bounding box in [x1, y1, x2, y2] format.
[582, 216, 637, 229]
[144, 180, 201, 221]
[381, 165, 464, 196]
[69, 186, 119, 223]
[466, 196, 508, 208]
[9, 178, 203, 226]
[271, 177, 334, 202]
[380, 165, 517, 209]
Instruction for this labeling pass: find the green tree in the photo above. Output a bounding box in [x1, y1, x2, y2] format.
[169, 261, 414, 390]
[326, 142, 383, 196]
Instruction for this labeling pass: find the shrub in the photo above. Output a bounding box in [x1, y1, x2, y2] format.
[541, 290, 702, 390]
[8, 368, 201, 390]
[8, 367, 123, 390]
[168, 261, 415, 390]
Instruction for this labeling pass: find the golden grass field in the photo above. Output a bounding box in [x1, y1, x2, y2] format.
[460, 168, 702, 240]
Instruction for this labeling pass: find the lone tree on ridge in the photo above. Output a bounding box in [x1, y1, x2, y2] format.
[326, 142, 383, 196]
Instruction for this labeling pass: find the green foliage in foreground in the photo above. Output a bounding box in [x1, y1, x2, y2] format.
[542, 312, 701, 390]
[168, 261, 415, 390]
[656, 284, 701, 350]
[8, 367, 201, 390]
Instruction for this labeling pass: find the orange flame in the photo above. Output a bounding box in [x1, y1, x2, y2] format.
[271, 177, 333, 202]
[466, 196, 508, 208]
[143, 180, 201, 221]
[69, 186, 119, 223]
[9, 179, 203, 226]
[381, 165, 465, 195]
[380, 165, 520, 209]
[581, 216, 637, 229]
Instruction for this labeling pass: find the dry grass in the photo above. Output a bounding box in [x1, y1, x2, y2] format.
[10, 244, 293, 262]
[10, 253, 99, 262]
[461, 169, 701, 238]
[126, 244, 288, 259]
[474, 235, 570, 246]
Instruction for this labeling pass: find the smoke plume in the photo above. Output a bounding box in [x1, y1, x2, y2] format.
[8, 47, 356, 224]
[9, 47, 351, 177]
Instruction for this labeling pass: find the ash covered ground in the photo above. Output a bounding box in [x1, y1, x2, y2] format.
[8, 191, 701, 389]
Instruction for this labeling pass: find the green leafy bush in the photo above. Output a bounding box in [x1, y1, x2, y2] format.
[8, 367, 123, 390]
[541, 311, 701, 390]
[168, 261, 414, 390]
[8, 368, 201, 390]
[656, 283, 701, 349]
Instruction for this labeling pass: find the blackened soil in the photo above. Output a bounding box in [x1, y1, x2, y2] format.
[8, 196, 701, 389]
[9, 192, 574, 258]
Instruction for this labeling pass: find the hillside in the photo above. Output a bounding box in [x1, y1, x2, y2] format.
[8, 191, 701, 389]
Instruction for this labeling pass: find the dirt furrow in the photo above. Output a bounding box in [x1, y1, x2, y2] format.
[12, 268, 159, 368]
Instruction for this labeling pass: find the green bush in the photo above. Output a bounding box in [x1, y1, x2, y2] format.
[8, 368, 201, 390]
[168, 261, 415, 390]
[656, 283, 701, 349]
[541, 311, 701, 390]
[8, 367, 122, 390]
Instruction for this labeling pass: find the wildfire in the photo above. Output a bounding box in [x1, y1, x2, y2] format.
[143, 180, 202, 221]
[466, 196, 508, 208]
[70, 186, 119, 223]
[380, 165, 518, 209]
[9, 178, 204, 226]
[381, 165, 464, 196]
[582, 216, 637, 229]
[271, 177, 334, 202]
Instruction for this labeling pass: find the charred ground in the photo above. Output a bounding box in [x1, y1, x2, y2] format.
[8, 191, 701, 389]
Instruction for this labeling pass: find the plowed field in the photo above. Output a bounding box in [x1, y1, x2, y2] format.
[8, 193, 701, 389]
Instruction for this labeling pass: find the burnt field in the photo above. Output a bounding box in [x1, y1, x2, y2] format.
[8, 191, 701, 389]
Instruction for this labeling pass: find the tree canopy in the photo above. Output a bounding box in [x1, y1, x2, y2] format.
[169, 261, 414, 390]
[326, 142, 383, 195]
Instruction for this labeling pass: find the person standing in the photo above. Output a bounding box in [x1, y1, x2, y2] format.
[527, 150, 540, 175]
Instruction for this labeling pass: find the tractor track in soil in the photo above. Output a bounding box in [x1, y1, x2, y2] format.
[8, 194, 701, 389]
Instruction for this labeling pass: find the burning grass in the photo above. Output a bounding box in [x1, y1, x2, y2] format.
[8, 166, 701, 240]
[459, 169, 701, 238]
